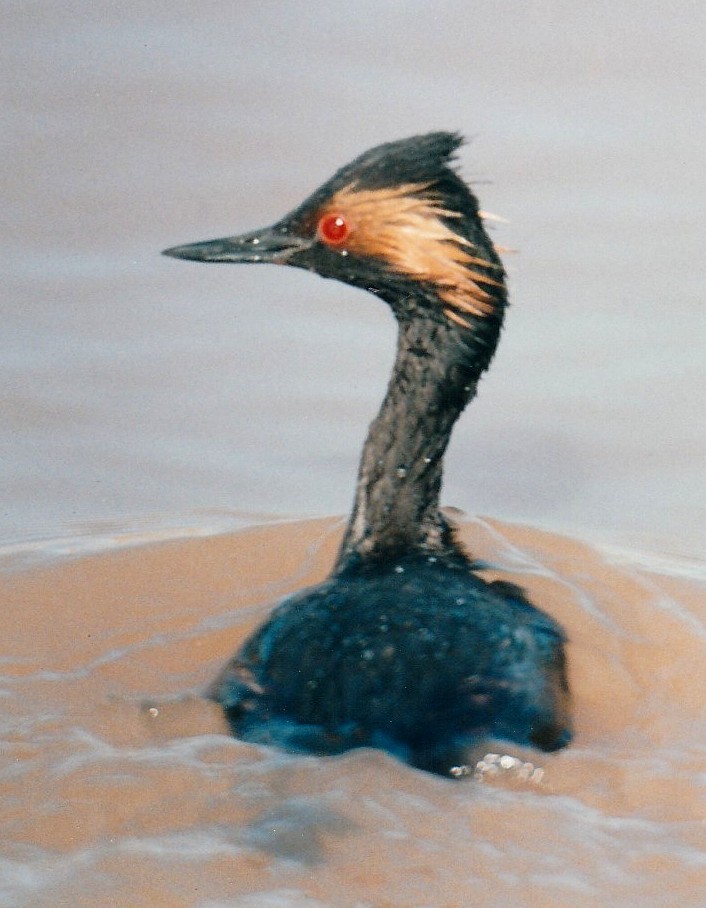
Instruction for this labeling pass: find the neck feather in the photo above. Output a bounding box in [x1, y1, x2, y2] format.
[334, 313, 487, 570]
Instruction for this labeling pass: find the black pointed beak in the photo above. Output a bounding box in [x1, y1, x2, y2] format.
[162, 225, 312, 265]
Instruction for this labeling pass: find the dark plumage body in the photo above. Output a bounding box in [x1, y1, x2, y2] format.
[164, 132, 572, 776]
[215, 554, 569, 774]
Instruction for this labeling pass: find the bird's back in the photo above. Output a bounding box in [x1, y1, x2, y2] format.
[213, 554, 572, 774]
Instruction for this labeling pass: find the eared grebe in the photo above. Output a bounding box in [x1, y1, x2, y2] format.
[163, 132, 572, 776]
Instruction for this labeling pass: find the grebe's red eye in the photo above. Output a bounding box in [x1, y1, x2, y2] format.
[317, 213, 351, 246]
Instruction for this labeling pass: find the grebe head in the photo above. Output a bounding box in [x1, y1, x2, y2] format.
[164, 132, 507, 368]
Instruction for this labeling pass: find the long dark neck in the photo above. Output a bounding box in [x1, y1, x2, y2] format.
[335, 314, 486, 570]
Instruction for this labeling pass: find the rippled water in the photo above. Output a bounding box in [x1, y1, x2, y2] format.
[2, 518, 705, 907]
[3, 1, 706, 904]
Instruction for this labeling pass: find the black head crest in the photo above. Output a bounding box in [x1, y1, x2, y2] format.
[331, 132, 465, 193]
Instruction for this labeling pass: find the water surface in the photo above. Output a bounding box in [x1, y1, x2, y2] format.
[2, 518, 706, 906]
[2, 2, 706, 905]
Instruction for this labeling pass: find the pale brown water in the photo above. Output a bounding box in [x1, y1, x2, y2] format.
[2, 518, 706, 906]
[3, 1, 706, 905]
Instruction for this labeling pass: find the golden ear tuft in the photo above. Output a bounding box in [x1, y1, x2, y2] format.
[323, 182, 503, 324]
